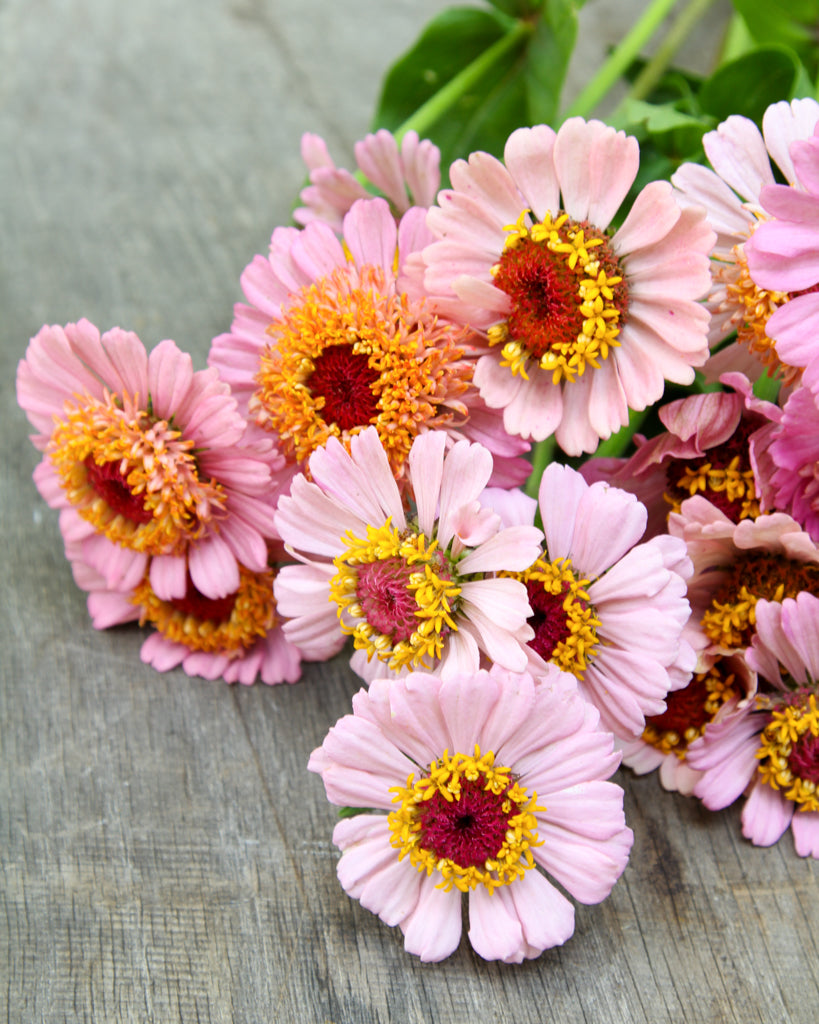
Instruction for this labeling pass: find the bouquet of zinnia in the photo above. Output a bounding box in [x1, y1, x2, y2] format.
[16, 0, 819, 963]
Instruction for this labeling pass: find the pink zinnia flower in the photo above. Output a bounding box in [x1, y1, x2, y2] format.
[16, 320, 280, 599]
[687, 594, 819, 858]
[760, 357, 819, 539]
[308, 665, 633, 962]
[592, 372, 780, 538]
[669, 498, 819, 656]
[294, 129, 440, 231]
[66, 531, 302, 686]
[745, 121, 819, 372]
[619, 652, 755, 795]
[494, 463, 695, 740]
[273, 427, 543, 681]
[419, 118, 714, 454]
[209, 197, 530, 488]
[673, 98, 819, 383]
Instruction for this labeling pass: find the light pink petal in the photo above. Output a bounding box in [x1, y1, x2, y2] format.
[149, 554, 188, 600]
[467, 884, 526, 962]
[538, 781, 629, 842]
[533, 823, 633, 903]
[741, 781, 794, 847]
[569, 480, 647, 578]
[82, 534, 147, 592]
[447, 151, 526, 227]
[613, 180, 681, 253]
[503, 124, 559, 220]
[343, 198, 398, 273]
[457, 525, 543, 575]
[188, 535, 240, 600]
[703, 115, 774, 203]
[538, 462, 590, 561]
[401, 879, 463, 962]
[688, 708, 761, 810]
[791, 811, 819, 859]
[140, 632, 187, 672]
[506, 869, 576, 956]
[436, 671, 502, 754]
[436, 440, 494, 550]
[86, 590, 141, 629]
[408, 429, 446, 537]
[354, 130, 407, 210]
[553, 118, 639, 228]
[762, 97, 819, 183]
[275, 475, 363, 557]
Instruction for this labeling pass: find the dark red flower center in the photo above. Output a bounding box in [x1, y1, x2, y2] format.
[415, 778, 512, 869]
[665, 414, 764, 521]
[85, 457, 153, 525]
[307, 343, 379, 431]
[355, 556, 419, 643]
[169, 574, 237, 623]
[646, 676, 712, 736]
[789, 731, 819, 785]
[492, 219, 628, 362]
[525, 578, 573, 660]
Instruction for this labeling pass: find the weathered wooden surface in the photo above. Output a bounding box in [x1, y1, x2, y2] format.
[2, 1, 817, 1021]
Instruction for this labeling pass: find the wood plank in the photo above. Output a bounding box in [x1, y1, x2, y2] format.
[2, 1, 817, 1021]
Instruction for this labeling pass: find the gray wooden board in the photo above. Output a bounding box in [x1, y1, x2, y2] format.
[2, 1, 816, 1021]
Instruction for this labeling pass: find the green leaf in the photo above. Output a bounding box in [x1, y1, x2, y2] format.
[374, 7, 517, 139]
[699, 45, 807, 123]
[338, 807, 375, 819]
[614, 97, 710, 156]
[525, 0, 579, 125]
[732, 0, 819, 75]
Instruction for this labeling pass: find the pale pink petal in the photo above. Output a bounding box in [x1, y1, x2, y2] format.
[401, 880, 462, 962]
[554, 118, 639, 227]
[703, 115, 774, 203]
[791, 811, 819, 858]
[188, 535, 240, 600]
[467, 884, 526, 962]
[741, 781, 794, 847]
[149, 554, 188, 601]
[503, 124, 559, 220]
[533, 824, 633, 903]
[343, 198, 398, 272]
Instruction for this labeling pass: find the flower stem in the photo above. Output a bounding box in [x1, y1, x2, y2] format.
[393, 19, 533, 143]
[627, 0, 718, 102]
[562, 0, 681, 120]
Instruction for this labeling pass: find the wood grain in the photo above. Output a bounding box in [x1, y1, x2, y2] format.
[2, 1, 816, 1021]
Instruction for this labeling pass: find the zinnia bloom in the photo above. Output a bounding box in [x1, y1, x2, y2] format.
[497, 463, 695, 740]
[592, 371, 779, 538]
[308, 665, 633, 962]
[619, 652, 755, 795]
[687, 594, 819, 858]
[294, 129, 440, 231]
[273, 427, 543, 681]
[759, 357, 819, 539]
[17, 320, 281, 599]
[745, 121, 819, 371]
[66, 532, 302, 685]
[209, 197, 529, 487]
[419, 118, 714, 454]
[669, 498, 819, 655]
[673, 98, 819, 383]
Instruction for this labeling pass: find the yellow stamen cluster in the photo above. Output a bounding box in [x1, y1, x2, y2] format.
[719, 240, 800, 386]
[701, 584, 767, 649]
[511, 556, 601, 677]
[132, 566, 276, 654]
[253, 263, 471, 478]
[49, 393, 226, 555]
[488, 211, 624, 385]
[665, 458, 760, 519]
[756, 694, 819, 811]
[387, 747, 543, 893]
[641, 664, 740, 757]
[328, 519, 461, 671]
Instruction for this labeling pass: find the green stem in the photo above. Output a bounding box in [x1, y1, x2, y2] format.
[393, 19, 533, 142]
[627, 0, 717, 102]
[562, 0, 680, 120]
[524, 436, 557, 498]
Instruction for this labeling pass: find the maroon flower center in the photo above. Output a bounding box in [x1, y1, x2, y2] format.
[415, 778, 512, 869]
[492, 219, 628, 362]
[646, 676, 712, 736]
[169, 574, 237, 623]
[85, 457, 153, 525]
[665, 414, 764, 521]
[525, 578, 573, 660]
[307, 343, 379, 431]
[355, 556, 419, 643]
[789, 732, 819, 785]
